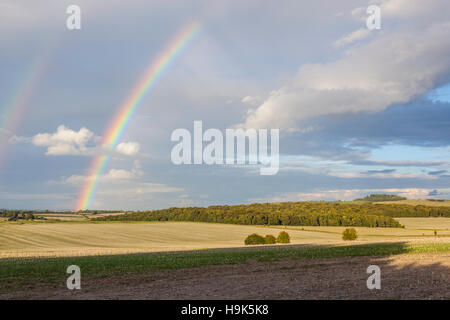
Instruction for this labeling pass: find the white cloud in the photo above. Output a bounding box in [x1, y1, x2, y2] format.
[8, 134, 29, 144]
[64, 168, 138, 186]
[379, 0, 450, 21]
[30, 125, 140, 157]
[104, 168, 135, 180]
[240, 1, 450, 130]
[116, 142, 140, 156]
[327, 171, 427, 179]
[251, 188, 450, 203]
[92, 181, 185, 209]
[241, 95, 262, 106]
[59, 160, 145, 188]
[32, 125, 94, 155]
[350, 0, 450, 22]
[334, 28, 371, 47]
[63, 170, 183, 200]
[350, 6, 364, 19]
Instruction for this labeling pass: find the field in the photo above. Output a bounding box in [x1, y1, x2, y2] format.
[33, 212, 125, 221]
[376, 200, 450, 207]
[0, 242, 448, 299]
[0, 218, 449, 299]
[1, 219, 450, 259]
[395, 217, 450, 229]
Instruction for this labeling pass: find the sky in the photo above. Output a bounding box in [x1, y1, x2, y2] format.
[0, 0, 449, 210]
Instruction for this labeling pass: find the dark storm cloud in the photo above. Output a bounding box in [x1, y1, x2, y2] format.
[280, 99, 450, 160]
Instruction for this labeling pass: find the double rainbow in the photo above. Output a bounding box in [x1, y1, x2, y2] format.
[76, 21, 200, 211]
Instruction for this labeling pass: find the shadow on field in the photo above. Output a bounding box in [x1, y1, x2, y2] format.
[0, 242, 448, 299]
[356, 255, 450, 299]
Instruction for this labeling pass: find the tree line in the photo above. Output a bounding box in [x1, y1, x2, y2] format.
[354, 194, 407, 202]
[91, 201, 450, 227]
[0, 210, 37, 221]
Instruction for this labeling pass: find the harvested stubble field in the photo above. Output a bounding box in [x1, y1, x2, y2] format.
[1, 219, 449, 258]
[376, 200, 450, 207]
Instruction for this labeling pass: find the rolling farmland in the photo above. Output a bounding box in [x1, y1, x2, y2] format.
[0, 217, 449, 299]
[1, 219, 449, 258]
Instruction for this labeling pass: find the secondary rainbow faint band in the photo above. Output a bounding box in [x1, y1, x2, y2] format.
[0, 57, 46, 171]
[75, 21, 201, 211]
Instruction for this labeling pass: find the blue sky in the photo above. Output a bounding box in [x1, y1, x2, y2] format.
[0, 0, 449, 210]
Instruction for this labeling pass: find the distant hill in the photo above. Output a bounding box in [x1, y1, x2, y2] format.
[354, 194, 407, 202]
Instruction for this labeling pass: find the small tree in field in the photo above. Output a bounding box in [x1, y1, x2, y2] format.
[264, 234, 276, 244]
[277, 231, 290, 244]
[245, 233, 265, 245]
[342, 228, 358, 240]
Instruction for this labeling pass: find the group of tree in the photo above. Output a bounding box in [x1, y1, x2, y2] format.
[354, 194, 407, 202]
[0, 209, 124, 220]
[89, 201, 450, 227]
[0, 210, 36, 221]
[342, 228, 358, 240]
[245, 231, 291, 245]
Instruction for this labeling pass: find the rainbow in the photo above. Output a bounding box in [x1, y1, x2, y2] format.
[0, 57, 46, 171]
[76, 21, 200, 211]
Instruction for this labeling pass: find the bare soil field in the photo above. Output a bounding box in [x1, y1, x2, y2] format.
[3, 252, 448, 300]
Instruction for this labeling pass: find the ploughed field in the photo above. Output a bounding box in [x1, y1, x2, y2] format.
[0, 219, 449, 258]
